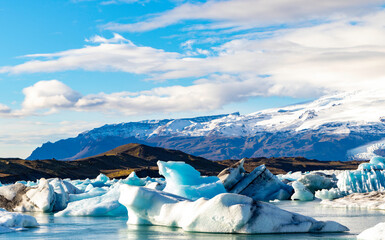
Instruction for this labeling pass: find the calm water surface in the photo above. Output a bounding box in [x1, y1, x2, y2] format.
[2, 200, 385, 240]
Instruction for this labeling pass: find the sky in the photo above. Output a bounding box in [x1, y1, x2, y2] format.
[1, 0, 385, 158]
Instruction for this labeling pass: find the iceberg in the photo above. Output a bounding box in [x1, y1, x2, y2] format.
[68, 185, 107, 202]
[321, 191, 385, 210]
[0, 208, 38, 233]
[297, 172, 336, 194]
[157, 161, 226, 200]
[357, 222, 385, 240]
[0, 180, 55, 212]
[222, 163, 293, 201]
[218, 158, 246, 190]
[55, 184, 127, 217]
[119, 185, 348, 234]
[337, 157, 385, 193]
[0, 178, 82, 213]
[291, 181, 314, 201]
[315, 188, 345, 200]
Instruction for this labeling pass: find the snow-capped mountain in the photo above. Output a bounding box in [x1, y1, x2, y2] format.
[28, 90, 385, 161]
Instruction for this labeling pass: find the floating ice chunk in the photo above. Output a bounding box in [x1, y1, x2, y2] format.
[337, 168, 385, 193]
[218, 158, 246, 190]
[91, 174, 111, 187]
[95, 173, 109, 183]
[55, 184, 127, 217]
[321, 191, 385, 210]
[0, 208, 38, 233]
[335, 156, 385, 194]
[118, 172, 145, 186]
[291, 181, 314, 201]
[358, 156, 385, 170]
[119, 185, 349, 234]
[157, 161, 226, 200]
[145, 181, 165, 191]
[315, 188, 345, 200]
[278, 171, 304, 182]
[229, 165, 293, 201]
[357, 222, 385, 240]
[25, 179, 55, 212]
[298, 172, 336, 193]
[69, 186, 107, 202]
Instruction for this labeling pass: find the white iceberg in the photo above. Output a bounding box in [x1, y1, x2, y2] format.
[297, 172, 336, 193]
[291, 181, 314, 201]
[157, 161, 226, 200]
[119, 185, 349, 234]
[68, 185, 107, 202]
[55, 184, 126, 217]
[0, 208, 38, 233]
[357, 222, 385, 240]
[315, 188, 345, 200]
[321, 191, 385, 210]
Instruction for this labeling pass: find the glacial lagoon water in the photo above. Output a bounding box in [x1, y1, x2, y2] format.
[3, 200, 385, 240]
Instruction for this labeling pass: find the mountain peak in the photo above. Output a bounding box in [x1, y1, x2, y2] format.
[28, 91, 385, 161]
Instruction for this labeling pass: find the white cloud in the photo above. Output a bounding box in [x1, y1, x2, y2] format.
[2, 10, 385, 109]
[104, 0, 385, 32]
[0, 75, 272, 117]
[0, 36, 181, 75]
[0, 104, 11, 114]
[21, 80, 82, 113]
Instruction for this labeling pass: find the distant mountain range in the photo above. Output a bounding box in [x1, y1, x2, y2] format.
[1, 144, 363, 183]
[28, 91, 385, 161]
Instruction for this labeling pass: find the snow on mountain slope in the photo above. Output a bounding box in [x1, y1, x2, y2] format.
[28, 90, 385, 161]
[83, 90, 385, 139]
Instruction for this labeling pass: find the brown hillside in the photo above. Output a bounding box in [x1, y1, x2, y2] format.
[0, 144, 366, 183]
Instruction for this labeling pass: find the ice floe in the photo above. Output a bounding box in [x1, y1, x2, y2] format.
[119, 185, 348, 234]
[0, 208, 38, 233]
[158, 161, 226, 200]
[321, 191, 385, 210]
[315, 188, 345, 200]
[222, 162, 293, 201]
[291, 181, 314, 201]
[56, 183, 126, 217]
[357, 222, 385, 240]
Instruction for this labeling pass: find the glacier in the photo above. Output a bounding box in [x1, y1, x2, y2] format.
[118, 185, 348, 234]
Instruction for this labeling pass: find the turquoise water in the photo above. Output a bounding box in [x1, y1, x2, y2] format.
[2, 200, 385, 239]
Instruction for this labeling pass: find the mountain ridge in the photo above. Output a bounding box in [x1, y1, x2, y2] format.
[28, 91, 385, 161]
[1, 143, 364, 183]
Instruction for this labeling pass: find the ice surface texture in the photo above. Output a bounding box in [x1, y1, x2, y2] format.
[321, 191, 385, 210]
[119, 185, 349, 234]
[291, 181, 314, 201]
[357, 222, 385, 240]
[158, 161, 226, 200]
[224, 163, 293, 201]
[0, 208, 38, 233]
[0, 178, 81, 212]
[337, 157, 385, 193]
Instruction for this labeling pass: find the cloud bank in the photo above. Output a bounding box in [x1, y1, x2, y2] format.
[104, 0, 384, 32]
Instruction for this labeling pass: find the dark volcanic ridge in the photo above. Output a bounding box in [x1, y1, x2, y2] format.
[0, 143, 365, 183]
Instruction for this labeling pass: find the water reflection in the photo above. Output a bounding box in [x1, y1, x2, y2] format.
[2, 201, 384, 239]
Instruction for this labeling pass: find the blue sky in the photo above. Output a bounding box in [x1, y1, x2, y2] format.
[1, 0, 385, 157]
